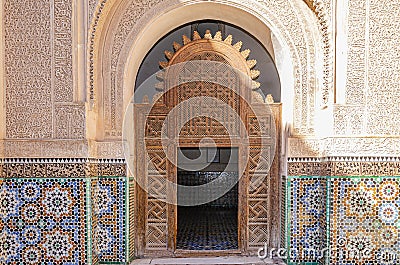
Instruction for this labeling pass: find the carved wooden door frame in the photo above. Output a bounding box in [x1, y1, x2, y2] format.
[133, 30, 282, 257]
[133, 103, 281, 257]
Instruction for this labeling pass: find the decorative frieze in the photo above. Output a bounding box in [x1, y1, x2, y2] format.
[288, 157, 400, 177]
[0, 140, 131, 159]
[0, 158, 126, 178]
[288, 138, 321, 157]
[289, 137, 400, 158]
[287, 162, 323, 176]
[92, 141, 126, 159]
[323, 137, 400, 157]
[1, 140, 88, 158]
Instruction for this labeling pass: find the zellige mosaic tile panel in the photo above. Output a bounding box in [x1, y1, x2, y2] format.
[329, 177, 400, 265]
[286, 177, 326, 264]
[0, 178, 88, 264]
[94, 177, 127, 263]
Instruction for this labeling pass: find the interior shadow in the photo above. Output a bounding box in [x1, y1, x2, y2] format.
[176, 147, 239, 250]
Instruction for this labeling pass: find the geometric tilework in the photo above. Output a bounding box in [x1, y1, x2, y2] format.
[286, 175, 400, 265]
[286, 176, 327, 264]
[329, 177, 400, 265]
[94, 177, 127, 263]
[0, 160, 128, 265]
[91, 178, 100, 265]
[280, 176, 287, 250]
[0, 178, 88, 264]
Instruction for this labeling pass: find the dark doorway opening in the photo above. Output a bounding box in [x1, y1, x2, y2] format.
[176, 147, 239, 250]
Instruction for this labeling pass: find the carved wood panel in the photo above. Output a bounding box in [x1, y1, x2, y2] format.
[133, 31, 281, 256]
[247, 146, 271, 249]
[145, 148, 168, 250]
[134, 106, 281, 256]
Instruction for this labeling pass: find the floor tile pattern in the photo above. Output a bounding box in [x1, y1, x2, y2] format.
[176, 207, 238, 250]
[178, 172, 238, 208]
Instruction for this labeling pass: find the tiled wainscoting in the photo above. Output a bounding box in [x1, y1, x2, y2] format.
[0, 159, 128, 264]
[3, 158, 400, 264]
[285, 158, 400, 265]
[283, 176, 327, 264]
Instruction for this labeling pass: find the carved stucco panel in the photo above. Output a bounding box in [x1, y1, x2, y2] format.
[4, 0, 53, 138]
[259, 0, 315, 135]
[1, 140, 88, 158]
[345, 0, 367, 105]
[288, 138, 321, 157]
[92, 141, 125, 159]
[4, 0, 76, 140]
[333, 105, 364, 135]
[323, 137, 400, 157]
[289, 137, 400, 158]
[54, 0, 73, 103]
[89, 0, 99, 27]
[54, 103, 86, 139]
[303, 0, 334, 106]
[106, 0, 165, 137]
[366, 0, 400, 136]
[86, 0, 336, 158]
[95, 0, 327, 140]
[344, 0, 400, 135]
[281, 0, 400, 158]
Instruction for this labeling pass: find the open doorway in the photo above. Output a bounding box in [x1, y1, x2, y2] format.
[176, 147, 239, 250]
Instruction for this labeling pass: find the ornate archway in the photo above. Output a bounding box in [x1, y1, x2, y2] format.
[88, 0, 333, 260]
[87, 0, 330, 156]
[130, 30, 282, 256]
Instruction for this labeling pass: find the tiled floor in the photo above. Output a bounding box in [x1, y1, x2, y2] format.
[176, 207, 238, 250]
